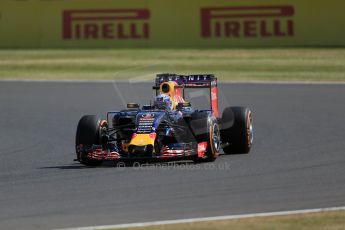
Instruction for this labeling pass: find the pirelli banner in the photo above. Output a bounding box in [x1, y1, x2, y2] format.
[0, 0, 344, 48]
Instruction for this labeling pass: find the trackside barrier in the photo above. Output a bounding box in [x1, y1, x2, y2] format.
[0, 0, 344, 48]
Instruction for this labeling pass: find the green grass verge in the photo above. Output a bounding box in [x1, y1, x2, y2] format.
[0, 49, 345, 81]
[116, 210, 345, 230]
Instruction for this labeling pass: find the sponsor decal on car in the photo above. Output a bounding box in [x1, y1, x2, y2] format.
[137, 113, 156, 133]
[63, 9, 150, 40]
[141, 113, 155, 118]
[198, 142, 207, 158]
[201, 5, 294, 38]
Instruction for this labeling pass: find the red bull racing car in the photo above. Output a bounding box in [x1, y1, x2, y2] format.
[75, 74, 253, 166]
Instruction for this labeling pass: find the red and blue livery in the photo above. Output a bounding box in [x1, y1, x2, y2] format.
[75, 74, 253, 166]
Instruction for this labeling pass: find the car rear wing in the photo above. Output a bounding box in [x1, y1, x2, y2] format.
[153, 73, 217, 88]
[153, 73, 219, 118]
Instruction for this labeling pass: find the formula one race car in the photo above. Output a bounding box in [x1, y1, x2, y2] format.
[75, 74, 253, 166]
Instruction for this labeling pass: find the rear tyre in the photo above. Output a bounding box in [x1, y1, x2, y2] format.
[75, 115, 103, 166]
[190, 112, 220, 162]
[221, 107, 253, 154]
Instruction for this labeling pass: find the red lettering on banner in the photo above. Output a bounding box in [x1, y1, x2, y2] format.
[63, 9, 150, 40]
[117, 24, 128, 39]
[225, 21, 240, 37]
[102, 23, 113, 39]
[274, 20, 285, 37]
[84, 24, 98, 39]
[201, 5, 295, 39]
[260, 20, 272, 37]
[244, 21, 256, 37]
[130, 24, 139, 39]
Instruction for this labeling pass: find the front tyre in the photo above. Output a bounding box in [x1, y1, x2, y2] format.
[221, 107, 253, 154]
[75, 115, 103, 166]
[190, 112, 220, 162]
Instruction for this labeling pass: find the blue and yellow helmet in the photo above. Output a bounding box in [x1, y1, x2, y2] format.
[154, 94, 173, 110]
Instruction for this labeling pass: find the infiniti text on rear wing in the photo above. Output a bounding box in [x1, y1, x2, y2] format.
[154, 74, 217, 88]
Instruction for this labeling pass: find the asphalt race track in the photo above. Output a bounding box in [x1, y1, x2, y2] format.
[0, 81, 345, 229]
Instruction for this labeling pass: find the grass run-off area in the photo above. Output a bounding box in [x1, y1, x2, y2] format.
[0, 49, 344, 82]
[116, 210, 345, 230]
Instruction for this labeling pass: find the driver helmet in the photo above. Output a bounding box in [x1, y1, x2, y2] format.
[154, 94, 173, 110]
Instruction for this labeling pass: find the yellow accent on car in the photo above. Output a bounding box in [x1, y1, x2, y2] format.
[129, 134, 155, 146]
[160, 81, 178, 109]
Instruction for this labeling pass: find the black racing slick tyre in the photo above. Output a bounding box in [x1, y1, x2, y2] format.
[190, 112, 221, 162]
[221, 107, 253, 154]
[75, 115, 103, 166]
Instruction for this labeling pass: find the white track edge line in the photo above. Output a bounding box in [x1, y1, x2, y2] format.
[1, 79, 345, 85]
[54, 206, 345, 230]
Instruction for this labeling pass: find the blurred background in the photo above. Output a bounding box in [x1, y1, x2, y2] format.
[0, 0, 344, 81]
